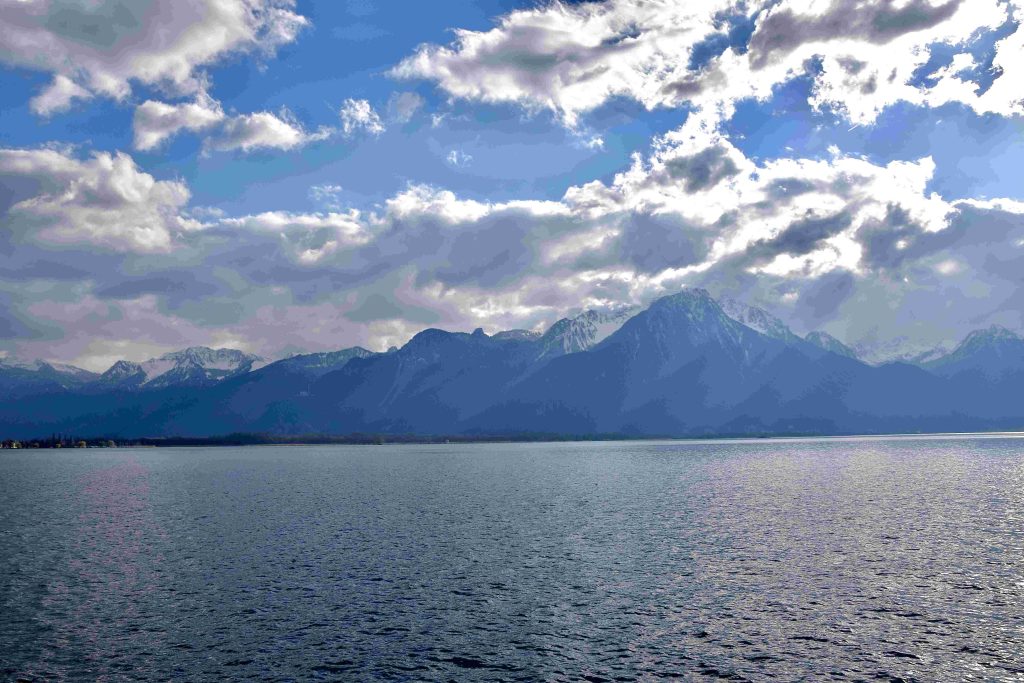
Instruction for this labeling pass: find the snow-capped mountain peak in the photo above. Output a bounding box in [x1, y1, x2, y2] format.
[719, 297, 802, 345]
[100, 346, 267, 388]
[536, 306, 640, 360]
[804, 331, 858, 359]
[957, 324, 1022, 350]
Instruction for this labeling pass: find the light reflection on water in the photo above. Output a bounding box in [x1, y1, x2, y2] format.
[26, 458, 167, 680]
[1, 436, 1023, 681]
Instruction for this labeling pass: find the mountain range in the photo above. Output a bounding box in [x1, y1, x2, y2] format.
[2, 289, 1024, 439]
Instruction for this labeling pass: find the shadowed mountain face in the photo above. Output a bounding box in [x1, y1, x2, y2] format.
[1, 291, 1023, 438]
[915, 326, 1024, 420]
[0, 359, 97, 398]
[924, 326, 1024, 378]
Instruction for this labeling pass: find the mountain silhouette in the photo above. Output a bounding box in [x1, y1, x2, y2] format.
[1, 289, 1022, 439]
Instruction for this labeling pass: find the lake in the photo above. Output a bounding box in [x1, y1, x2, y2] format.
[2, 436, 1023, 681]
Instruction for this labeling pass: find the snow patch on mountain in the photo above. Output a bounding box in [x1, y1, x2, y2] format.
[854, 337, 953, 366]
[804, 331, 858, 359]
[719, 297, 801, 345]
[536, 306, 640, 360]
[99, 346, 267, 388]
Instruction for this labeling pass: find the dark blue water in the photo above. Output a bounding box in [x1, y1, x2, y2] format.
[2, 436, 1023, 681]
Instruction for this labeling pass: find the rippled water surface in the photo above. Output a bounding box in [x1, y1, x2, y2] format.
[2, 436, 1024, 681]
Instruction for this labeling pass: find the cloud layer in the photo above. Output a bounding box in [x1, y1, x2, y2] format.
[4, 122, 1024, 369]
[2, 0, 307, 115]
[394, 0, 1021, 127]
[3, 0, 1024, 372]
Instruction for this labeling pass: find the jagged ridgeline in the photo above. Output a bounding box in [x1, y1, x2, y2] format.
[3, 289, 1024, 438]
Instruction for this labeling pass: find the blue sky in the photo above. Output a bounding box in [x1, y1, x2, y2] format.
[2, 0, 1024, 370]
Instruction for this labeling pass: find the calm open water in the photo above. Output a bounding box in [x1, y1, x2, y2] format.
[2, 436, 1024, 682]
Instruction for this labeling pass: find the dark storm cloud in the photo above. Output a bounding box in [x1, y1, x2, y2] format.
[0, 258, 94, 281]
[763, 177, 820, 202]
[0, 286, 80, 343]
[796, 269, 857, 325]
[614, 212, 713, 273]
[427, 215, 538, 288]
[856, 204, 965, 271]
[43, 0, 147, 50]
[0, 295, 41, 340]
[748, 210, 853, 263]
[748, 0, 962, 68]
[433, 19, 640, 94]
[95, 275, 220, 302]
[345, 292, 442, 324]
[171, 298, 247, 326]
[345, 293, 406, 322]
[0, 174, 55, 215]
[659, 67, 728, 100]
[663, 145, 741, 193]
[350, 205, 590, 290]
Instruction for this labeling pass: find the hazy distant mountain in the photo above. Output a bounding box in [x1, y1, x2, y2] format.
[98, 347, 266, 389]
[303, 327, 542, 434]
[492, 329, 542, 342]
[0, 358, 97, 397]
[274, 347, 376, 376]
[147, 347, 379, 435]
[912, 326, 1024, 421]
[804, 331, 858, 359]
[924, 326, 1024, 379]
[853, 337, 953, 366]
[901, 345, 952, 366]
[1, 291, 1023, 439]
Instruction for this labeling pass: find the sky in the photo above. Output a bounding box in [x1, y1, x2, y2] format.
[1, 0, 1024, 371]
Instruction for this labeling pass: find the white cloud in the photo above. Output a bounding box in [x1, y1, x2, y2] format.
[387, 91, 425, 123]
[309, 184, 344, 209]
[133, 94, 225, 151]
[393, 0, 1017, 129]
[4, 124, 1024, 366]
[30, 74, 92, 116]
[392, 0, 731, 126]
[133, 95, 333, 153]
[339, 98, 385, 137]
[446, 149, 472, 167]
[208, 109, 332, 152]
[922, 1, 1024, 118]
[221, 209, 369, 263]
[1, 0, 308, 114]
[0, 147, 197, 252]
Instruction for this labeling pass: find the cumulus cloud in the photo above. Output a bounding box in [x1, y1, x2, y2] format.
[1, 0, 308, 114]
[220, 209, 369, 263]
[393, 0, 1018, 128]
[339, 98, 385, 137]
[919, 1, 1024, 118]
[30, 74, 92, 116]
[208, 109, 333, 152]
[391, 0, 729, 126]
[133, 95, 225, 150]
[4, 94, 1024, 368]
[0, 146, 198, 252]
[132, 95, 333, 153]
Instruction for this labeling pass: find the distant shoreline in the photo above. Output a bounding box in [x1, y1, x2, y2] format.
[5, 429, 1024, 450]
